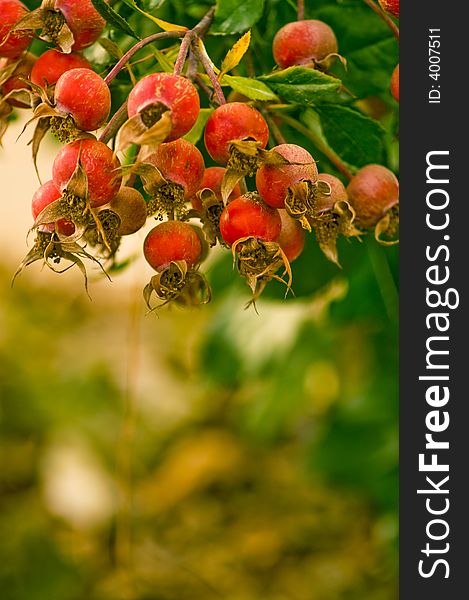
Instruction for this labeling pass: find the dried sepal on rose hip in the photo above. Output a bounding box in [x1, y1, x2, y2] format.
[117, 73, 200, 152]
[272, 20, 342, 71]
[128, 138, 205, 221]
[13, 0, 105, 54]
[304, 173, 361, 267]
[143, 221, 210, 309]
[219, 192, 292, 304]
[0, 0, 33, 60]
[0, 53, 35, 142]
[346, 164, 399, 245]
[14, 181, 107, 293]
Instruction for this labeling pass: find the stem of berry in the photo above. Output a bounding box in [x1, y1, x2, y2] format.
[362, 0, 399, 40]
[297, 0, 305, 20]
[263, 111, 287, 145]
[104, 30, 187, 85]
[192, 40, 226, 105]
[278, 113, 353, 180]
[99, 100, 128, 144]
[174, 7, 215, 76]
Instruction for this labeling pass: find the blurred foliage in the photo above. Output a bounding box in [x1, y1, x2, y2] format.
[3, 0, 398, 598]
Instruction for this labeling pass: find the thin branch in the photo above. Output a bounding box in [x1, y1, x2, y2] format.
[192, 40, 226, 105]
[297, 0, 305, 20]
[99, 100, 128, 144]
[174, 7, 215, 76]
[104, 30, 187, 85]
[363, 0, 399, 40]
[278, 113, 354, 180]
[263, 110, 287, 145]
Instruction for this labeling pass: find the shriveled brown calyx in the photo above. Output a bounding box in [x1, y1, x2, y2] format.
[221, 143, 291, 203]
[143, 260, 211, 310]
[123, 161, 187, 221]
[13, 0, 75, 54]
[83, 209, 122, 260]
[13, 230, 109, 298]
[284, 179, 331, 230]
[116, 106, 172, 153]
[375, 203, 399, 245]
[186, 188, 226, 247]
[232, 236, 293, 306]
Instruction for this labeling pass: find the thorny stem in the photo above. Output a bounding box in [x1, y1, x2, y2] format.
[297, 0, 305, 20]
[278, 113, 354, 180]
[173, 7, 215, 76]
[192, 41, 226, 105]
[104, 30, 187, 85]
[362, 0, 399, 40]
[99, 100, 128, 144]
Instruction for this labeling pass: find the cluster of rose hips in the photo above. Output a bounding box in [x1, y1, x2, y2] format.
[1, 0, 399, 309]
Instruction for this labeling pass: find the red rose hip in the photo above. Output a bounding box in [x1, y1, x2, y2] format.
[378, 0, 399, 19]
[54, 68, 110, 131]
[220, 193, 282, 246]
[127, 72, 200, 142]
[54, 0, 106, 51]
[31, 179, 75, 236]
[192, 166, 242, 210]
[0, 0, 33, 59]
[204, 103, 269, 165]
[31, 49, 91, 87]
[256, 144, 318, 208]
[145, 138, 205, 200]
[391, 64, 399, 102]
[273, 20, 338, 69]
[347, 164, 399, 228]
[278, 209, 305, 262]
[315, 173, 348, 213]
[144, 221, 202, 272]
[52, 139, 122, 208]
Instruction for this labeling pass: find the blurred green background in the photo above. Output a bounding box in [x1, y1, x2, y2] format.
[1, 1, 398, 598]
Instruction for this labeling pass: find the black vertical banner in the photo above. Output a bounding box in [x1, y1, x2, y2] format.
[400, 2, 468, 598]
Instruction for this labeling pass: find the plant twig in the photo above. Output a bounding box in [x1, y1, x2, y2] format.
[362, 0, 399, 40]
[174, 7, 215, 76]
[99, 100, 128, 144]
[104, 30, 187, 85]
[278, 113, 354, 180]
[192, 41, 226, 105]
[263, 110, 287, 145]
[297, 0, 305, 20]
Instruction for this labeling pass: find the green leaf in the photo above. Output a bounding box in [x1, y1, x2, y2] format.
[184, 108, 213, 145]
[150, 46, 174, 73]
[121, 0, 187, 31]
[212, 0, 265, 35]
[306, 105, 386, 169]
[258, 67, 341, 105]
[90, 0, 139, 39]
[223, 75, 279, 102]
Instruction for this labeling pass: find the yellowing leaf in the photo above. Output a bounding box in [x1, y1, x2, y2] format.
[219, 30, 251, 80]
[197, 38, 220, 75]
[120, 0, 187, 32]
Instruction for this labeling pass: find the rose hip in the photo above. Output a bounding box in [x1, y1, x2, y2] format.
[144, 221, 202, 271]
[31, 179, 75, 236]
[109, 187, 148, 236]
[54, 0, 106, 51]
[54, 68, 111, 131]
[145, 138, 205, 200]
[219, 193, 281, 246]
[315, 173, 348, 213]
[391, 64, 399, 103]
[31, 49, 91, 87]
[278, 209, 305, 262]
[204, 102, 269, 165]
[256, 144, 318, 209]
[273, 20, 338, 69]
[1, 51, 35, 108]
[346, 164, 399, 228]
[127, 72, 200, 142]
[52, 139, 122, 208]
[0, 0, 33, 59]
[192, 166, 242, 210]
